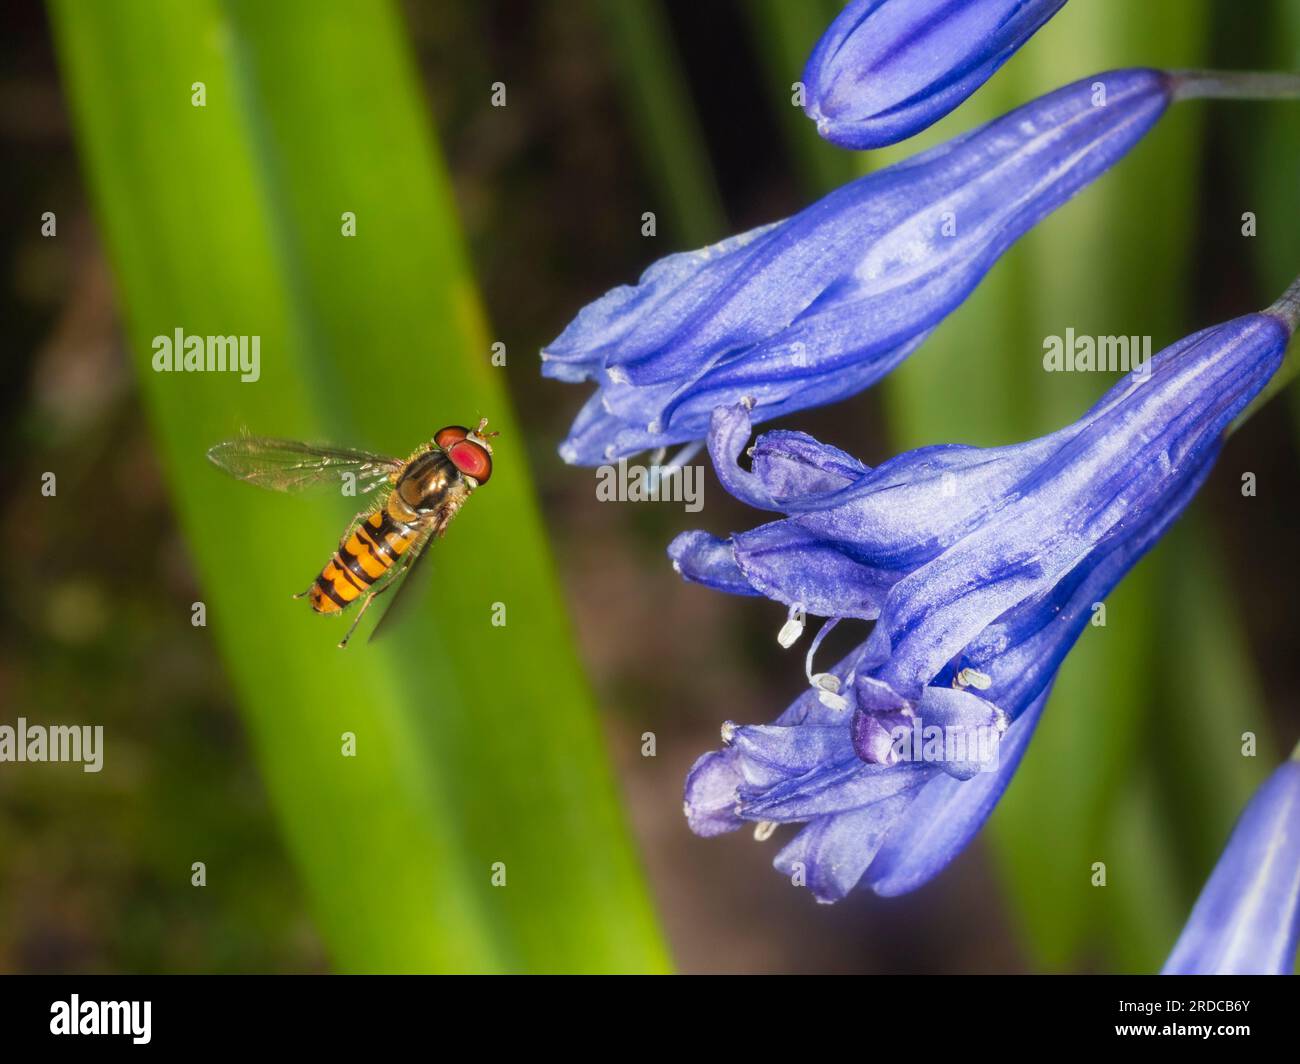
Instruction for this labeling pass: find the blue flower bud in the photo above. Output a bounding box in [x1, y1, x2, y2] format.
[803, 0, 1068, 149]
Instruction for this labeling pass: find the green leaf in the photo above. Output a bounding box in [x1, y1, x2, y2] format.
[49, 0, 668, 973]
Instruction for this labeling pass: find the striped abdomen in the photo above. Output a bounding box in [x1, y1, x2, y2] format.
[309, 507, 418, 613]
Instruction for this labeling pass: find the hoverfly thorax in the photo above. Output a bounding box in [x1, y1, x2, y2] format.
[392, 450, 463, 516]
[393, 419, 497, 516]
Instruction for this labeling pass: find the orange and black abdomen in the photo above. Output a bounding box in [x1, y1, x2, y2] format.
[308, 507, 418, 614]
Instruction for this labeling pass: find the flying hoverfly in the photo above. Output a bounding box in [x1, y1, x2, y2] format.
[206, 420, 496, 647]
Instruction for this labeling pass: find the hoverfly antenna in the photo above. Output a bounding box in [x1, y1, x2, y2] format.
[471, 417, 500, 451]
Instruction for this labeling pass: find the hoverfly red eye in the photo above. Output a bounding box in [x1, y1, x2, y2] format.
[448, 439, 492, 484]
[434, 425, 470, 449]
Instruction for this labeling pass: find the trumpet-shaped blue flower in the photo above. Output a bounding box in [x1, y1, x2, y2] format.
[803, 0, 1068, 149]
[1162, 755, 1300, 975]
[676, 291, 1296, 901]
[545, 68, 1300, 466]
[546, 68, 1212, 465]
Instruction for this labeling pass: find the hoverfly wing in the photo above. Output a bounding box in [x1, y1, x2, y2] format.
[206, 436, 404, 496]
[367, 525, 438, 644]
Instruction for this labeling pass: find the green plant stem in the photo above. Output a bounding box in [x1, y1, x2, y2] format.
[1171, 69, 1300, 101]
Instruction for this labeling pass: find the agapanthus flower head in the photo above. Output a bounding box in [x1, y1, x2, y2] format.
[803, 0, 1068, 149]
[675, 284, 1297, 902]
[684, 636, 1054, 902]
[542, 68, 1294, 466]
[1162, 753, 1300, 975]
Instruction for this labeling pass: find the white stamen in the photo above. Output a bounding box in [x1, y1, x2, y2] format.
[660, 439, 703, 475]
[774, 606, 806, 647]
[811, 673, 840, 694]
[955, 667, 993, 690]
[753, 820, 778, 842]
[607, 366, 630, 385]
[720, 720, 738, 744]
[817, 689, 850, 712]
[803, 616, 840, 685]
[647, 440, 704, 494]
[739, 395, 757, 411]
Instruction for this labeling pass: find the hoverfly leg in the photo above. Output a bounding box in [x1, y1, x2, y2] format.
[293, 583, 315, 600]
[343, 507, 374, 538]
[337, 580, 393, 648]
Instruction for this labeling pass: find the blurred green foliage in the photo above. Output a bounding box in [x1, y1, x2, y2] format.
[1252, 0, 1300, 434]
[600, 0, 726, 246]
[48, 0, 667, 972]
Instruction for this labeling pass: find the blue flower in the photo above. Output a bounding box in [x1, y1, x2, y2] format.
[1162, 755, 1300, 975]
[543, 68, 1177, 465]
[676, 293, 1295, 901]
[684, 639, 1054, 902]
[803, 0, 1068, 149]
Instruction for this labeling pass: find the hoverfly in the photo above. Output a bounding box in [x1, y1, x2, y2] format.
[207, 420, 496, 647]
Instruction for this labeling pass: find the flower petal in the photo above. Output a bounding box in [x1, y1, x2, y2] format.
[738, 756, 934, 821]
[750, 431, 868, 501]
[730, 723, 857, 782]
[611, 69, 1169, 390]
[953, 455, 1215, 717]
[683, 747, 747, 837]
[869, 315, 1287, 701]
[540, 219, 783, 383]
[1162, 759, 1300, 975]
[668, 530, 759, 597]
[732, 520, 897, 619]
[773, 792, 922, 903]
[864, 685, 1050, 897]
